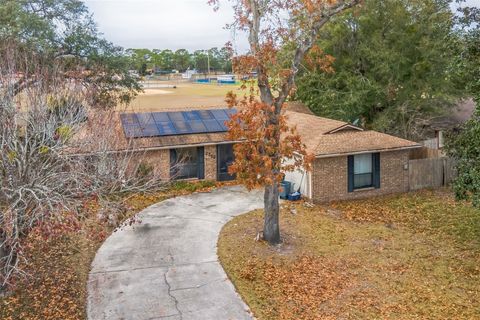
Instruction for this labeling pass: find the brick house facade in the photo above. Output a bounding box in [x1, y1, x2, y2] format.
[130, 144, 226, 182]
[103, 106, 420, 203]
[310, 150, 410, 202]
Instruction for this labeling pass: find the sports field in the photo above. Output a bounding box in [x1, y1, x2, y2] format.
[120, 81, 247, 112]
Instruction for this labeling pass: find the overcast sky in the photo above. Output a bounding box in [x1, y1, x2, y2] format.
[84, 0, 249, 52]
[84, 0, 479, 53]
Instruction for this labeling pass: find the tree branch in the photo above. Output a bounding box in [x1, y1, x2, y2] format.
[275, 0, 361, 111]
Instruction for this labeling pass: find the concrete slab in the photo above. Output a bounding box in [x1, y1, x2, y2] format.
[87, 186, 263, 320]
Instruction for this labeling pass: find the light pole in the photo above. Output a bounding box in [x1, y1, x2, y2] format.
[206, 49, 210, 76]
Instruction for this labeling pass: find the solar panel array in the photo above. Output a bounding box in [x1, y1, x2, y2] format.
[120, 108, 237, 138]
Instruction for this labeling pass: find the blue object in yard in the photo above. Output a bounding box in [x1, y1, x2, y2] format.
[288, 191, 301, 201]
[279, 181, 291, 199]
[197, 79, 211, 83]
[218, 80, 236, 84]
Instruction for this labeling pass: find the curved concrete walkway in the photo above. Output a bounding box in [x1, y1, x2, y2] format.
[87, 186, 263, 320]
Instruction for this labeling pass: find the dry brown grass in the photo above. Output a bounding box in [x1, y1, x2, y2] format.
[0, 180, 220, 320]
[120, 82, 247, 112]
[218, 190, 480, 320]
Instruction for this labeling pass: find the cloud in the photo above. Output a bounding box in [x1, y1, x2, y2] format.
[84, 0, 249, 52]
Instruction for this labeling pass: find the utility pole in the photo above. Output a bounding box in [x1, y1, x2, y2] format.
[207, 49, 210, 76]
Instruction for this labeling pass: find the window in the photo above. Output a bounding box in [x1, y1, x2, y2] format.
[354, 153, 373, 189]
[170, 147, 204, 180]
[348, 153, 380, 192]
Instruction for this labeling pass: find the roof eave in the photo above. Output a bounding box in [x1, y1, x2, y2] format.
[313, 144, 422, 159]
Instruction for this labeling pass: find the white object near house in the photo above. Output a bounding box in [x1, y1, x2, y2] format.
[217, 75, 235, 81]
[283, 157, 312, 199]
[182, 69, 198, 79]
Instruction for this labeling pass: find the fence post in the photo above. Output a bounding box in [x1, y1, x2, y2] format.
[443, 157, 447, 186]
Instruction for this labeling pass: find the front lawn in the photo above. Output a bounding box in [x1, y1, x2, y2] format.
[218, 190, 480, 320]
[0, 180, 218, 320]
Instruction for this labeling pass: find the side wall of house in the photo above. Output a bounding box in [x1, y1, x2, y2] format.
[311, 150, 410, 203]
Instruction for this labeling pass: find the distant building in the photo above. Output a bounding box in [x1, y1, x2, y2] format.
[182, 69, 198, 79]
[422, 98, 475, 149]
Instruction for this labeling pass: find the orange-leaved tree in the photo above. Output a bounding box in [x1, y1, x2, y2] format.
[210, 0, 361, 244]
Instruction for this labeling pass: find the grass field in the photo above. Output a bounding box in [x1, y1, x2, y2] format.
[120, 81, 247, 112]
[218, 190, 480, 320]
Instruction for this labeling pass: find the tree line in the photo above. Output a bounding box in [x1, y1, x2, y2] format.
[295, 0, 478, 141]
[126, 47, 234, 75]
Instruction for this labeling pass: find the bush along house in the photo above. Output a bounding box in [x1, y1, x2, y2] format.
[111, 105, 421, 202]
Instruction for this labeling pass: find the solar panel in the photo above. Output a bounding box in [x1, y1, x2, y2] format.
[123, 125, 143, 138]
[156, 121, 177, 135]
[203, 119, 223, 132]
[173, 121, 192, 134]
[136, 113, 155, 126]
[218, 121, 228, 131]
[183, 111, 201, 121]
[211, 109, 229, 121]
[225, 108, 237, 117]
[198, 110, 214, 120]
[152, 112, 170, 122]
[120, 108, 236, 138]
[141, 123, 160, 137]
[168, 112, 185, 122]
[189, 120, 207, 133]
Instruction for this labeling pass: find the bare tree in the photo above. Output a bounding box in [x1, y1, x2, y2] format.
[0, 45, 168, 291]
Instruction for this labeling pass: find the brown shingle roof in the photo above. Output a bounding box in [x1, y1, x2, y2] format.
[283, 101, 314, 115]
[285, 111, 420, 157]
[80, 109, 419, 156]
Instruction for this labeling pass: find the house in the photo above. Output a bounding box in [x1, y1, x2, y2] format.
[422, 98, 475, 149]
[284, 111, 420, 202]
[94, 104, 420, 203]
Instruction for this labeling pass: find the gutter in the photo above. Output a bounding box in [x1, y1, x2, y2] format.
[72, 140, 244, 157]
[314, 144, 422, 159]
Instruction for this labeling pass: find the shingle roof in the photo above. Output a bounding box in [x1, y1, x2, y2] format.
[284, 111, 420, 157]
[80, 108, 420, 156]
[80, 112, 231, 152]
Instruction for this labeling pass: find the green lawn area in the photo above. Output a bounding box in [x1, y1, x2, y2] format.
[218, 189, 480, 320]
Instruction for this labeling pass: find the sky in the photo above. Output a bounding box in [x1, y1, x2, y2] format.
[85, 0, 480, 53]
[84, 0, 249, 52]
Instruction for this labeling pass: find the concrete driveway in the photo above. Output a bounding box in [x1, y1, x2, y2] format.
[87, 185, 263, 320]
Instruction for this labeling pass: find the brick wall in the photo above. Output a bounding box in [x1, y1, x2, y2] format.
[135, 146, 218, 181]
[311, 150, 410, 203]
[204, 145, 217, 181]
[135, 149, 170, 180]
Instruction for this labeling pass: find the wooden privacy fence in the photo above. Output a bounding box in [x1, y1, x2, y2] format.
[409, 157, 456, 191]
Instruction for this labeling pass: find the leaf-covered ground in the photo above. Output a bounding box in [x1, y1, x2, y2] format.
[218, 189, 480, 320]
[0, 180, 219, 320]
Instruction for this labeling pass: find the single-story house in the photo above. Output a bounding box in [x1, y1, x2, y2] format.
[88, 104, 420, 203]
[284, 111, 420, 202]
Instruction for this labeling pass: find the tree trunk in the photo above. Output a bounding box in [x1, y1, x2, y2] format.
[263, 182, 281, 244]
[0, 236, 6, 294]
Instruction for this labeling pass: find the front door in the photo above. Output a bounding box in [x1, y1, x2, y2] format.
[217, 144, 235, 181]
